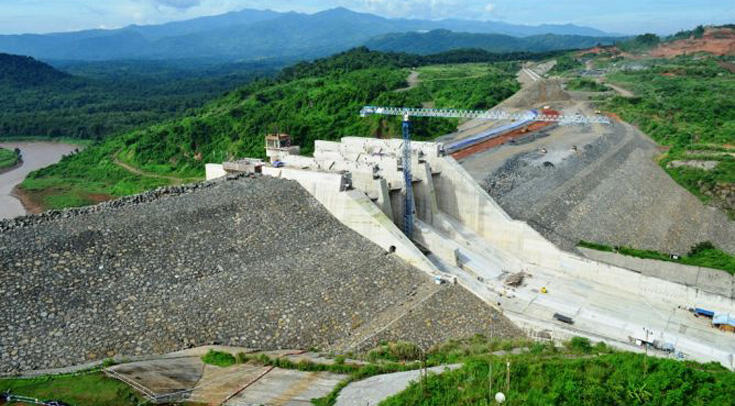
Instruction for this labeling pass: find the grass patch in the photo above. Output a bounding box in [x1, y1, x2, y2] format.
[0, 372, 142, 406]
[0, 147, 19, 169]
[367, 341, 424, 362]
[579, 240, 735, 275]
[380, 349, 734, 405]
[201, 349, 237, 367]
[566, 78, 609, 92]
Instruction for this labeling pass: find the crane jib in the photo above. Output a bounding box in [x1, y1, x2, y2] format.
[359, 106, 611, 125]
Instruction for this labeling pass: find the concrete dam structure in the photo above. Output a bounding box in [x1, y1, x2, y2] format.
[207, 136, 735, 370]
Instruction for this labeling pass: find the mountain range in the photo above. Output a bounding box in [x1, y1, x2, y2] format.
[0, 7, 621, 62]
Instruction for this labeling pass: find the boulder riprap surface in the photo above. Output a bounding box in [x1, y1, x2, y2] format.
[0, 175, 520, 374]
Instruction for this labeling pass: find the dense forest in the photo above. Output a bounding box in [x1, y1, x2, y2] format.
[0, 53, 280, 140]
[21, 48, 522, 209]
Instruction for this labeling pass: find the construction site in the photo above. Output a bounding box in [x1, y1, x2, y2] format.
[205, 65, 735, 371]
[2, 62, 734, 404]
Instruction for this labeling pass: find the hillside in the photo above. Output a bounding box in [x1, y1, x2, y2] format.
[366, 29, 619, 55]
[0, 53, 68, 86]
[0, 54, 276, 140]
[603, 55, 735, 216]
[19, 48, 522, 210]
[651, 26, 735, 57]
[0, 8, 616, 62]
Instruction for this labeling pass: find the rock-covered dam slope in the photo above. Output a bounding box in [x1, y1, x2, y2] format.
[0, 176, 520, 374]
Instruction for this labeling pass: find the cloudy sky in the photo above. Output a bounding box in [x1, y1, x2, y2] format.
[0, 0, 732, 35]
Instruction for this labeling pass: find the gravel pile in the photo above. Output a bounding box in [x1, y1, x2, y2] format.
[483, 122, 735, 255]
[0, 175, 519, 374]
[358, 286, 523, 351]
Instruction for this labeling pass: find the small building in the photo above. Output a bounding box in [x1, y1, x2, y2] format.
[265, 134, 300, 163]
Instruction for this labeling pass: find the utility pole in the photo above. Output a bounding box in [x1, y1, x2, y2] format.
[506, 360, 510, 395]
[489, 314, 497, 404]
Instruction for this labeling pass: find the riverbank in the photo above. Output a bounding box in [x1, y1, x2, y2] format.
[0, 141, 79, 219]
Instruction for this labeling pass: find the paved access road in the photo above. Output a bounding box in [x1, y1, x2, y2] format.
[336, 365, 461, 406]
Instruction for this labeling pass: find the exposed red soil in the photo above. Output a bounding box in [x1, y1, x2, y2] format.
[577, 46, 621, 56]
[88, 193, 115, 203]
[717, 61, 735, 73]
[11, 185, 43, 214]
[650, 28, 735, 57]
[451, 110, 560, 160]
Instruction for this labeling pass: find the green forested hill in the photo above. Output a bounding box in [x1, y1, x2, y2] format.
[0, 54, 278, 140]
[0, 53, 69, 86]
[21, 48, 521, 209]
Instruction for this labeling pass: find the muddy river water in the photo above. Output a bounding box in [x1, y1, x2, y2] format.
[0, 141, 79, 220]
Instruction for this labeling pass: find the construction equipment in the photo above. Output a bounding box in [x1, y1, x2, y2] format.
[359, 105, 611, 238]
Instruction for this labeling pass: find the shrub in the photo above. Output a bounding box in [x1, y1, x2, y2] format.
[236, 352, 250, 364]
[689, 241, 716, 255]
[367, 341, 423, 362]
[567, 337, 593, 353]
[201, 350, 236, 367]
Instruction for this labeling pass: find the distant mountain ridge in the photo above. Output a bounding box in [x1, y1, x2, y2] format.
[0, 7, 620, 62]
[366, 29, 619, 55]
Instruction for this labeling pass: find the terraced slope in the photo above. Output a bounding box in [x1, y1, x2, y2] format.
[0, 175, 520, 374]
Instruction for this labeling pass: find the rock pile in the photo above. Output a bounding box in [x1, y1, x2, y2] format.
[0, 175, 520, 374]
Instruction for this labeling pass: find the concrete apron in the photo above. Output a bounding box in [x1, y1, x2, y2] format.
[207, 137, 735, 370]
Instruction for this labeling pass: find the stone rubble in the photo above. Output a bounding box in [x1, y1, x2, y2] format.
[0, 175, 520, 374]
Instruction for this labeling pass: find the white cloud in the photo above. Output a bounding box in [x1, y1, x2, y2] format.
[485, 3, 495, 13]
[152, 0, 201, 9]
[349, 0, 491, 20]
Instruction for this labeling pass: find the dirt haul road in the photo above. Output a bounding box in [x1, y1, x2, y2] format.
[458, 75, 735, 256]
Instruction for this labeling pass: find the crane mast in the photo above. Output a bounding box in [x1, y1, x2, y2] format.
[401, 112, 414, 239]
[360, 105, 611, 239]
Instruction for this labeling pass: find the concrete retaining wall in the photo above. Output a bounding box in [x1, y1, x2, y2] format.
[580, 247, 735, 299]
[427, 155, 735, 311]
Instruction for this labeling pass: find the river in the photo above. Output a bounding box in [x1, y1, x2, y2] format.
[0, 141, 79, 220]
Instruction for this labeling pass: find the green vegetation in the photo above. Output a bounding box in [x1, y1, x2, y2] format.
[0, 372, 142, 406]
[0, 53, 277, 141]
[20, 143, 172, 210]
[549, 54, 583, 75]
[617, 33, 661, 53]
[4, 337, 732, 406]
[579, 240, 735, 274]
[382, 339, 734, 406]
[201, 349, 237, 367]
[668, 25, 706, 41]
[24, 48, 521, 209]
[367, 341, 423, 362]
[566, 78, 609, 92]
[602, 55, 735, 215]
[0, 147, 19, 169]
